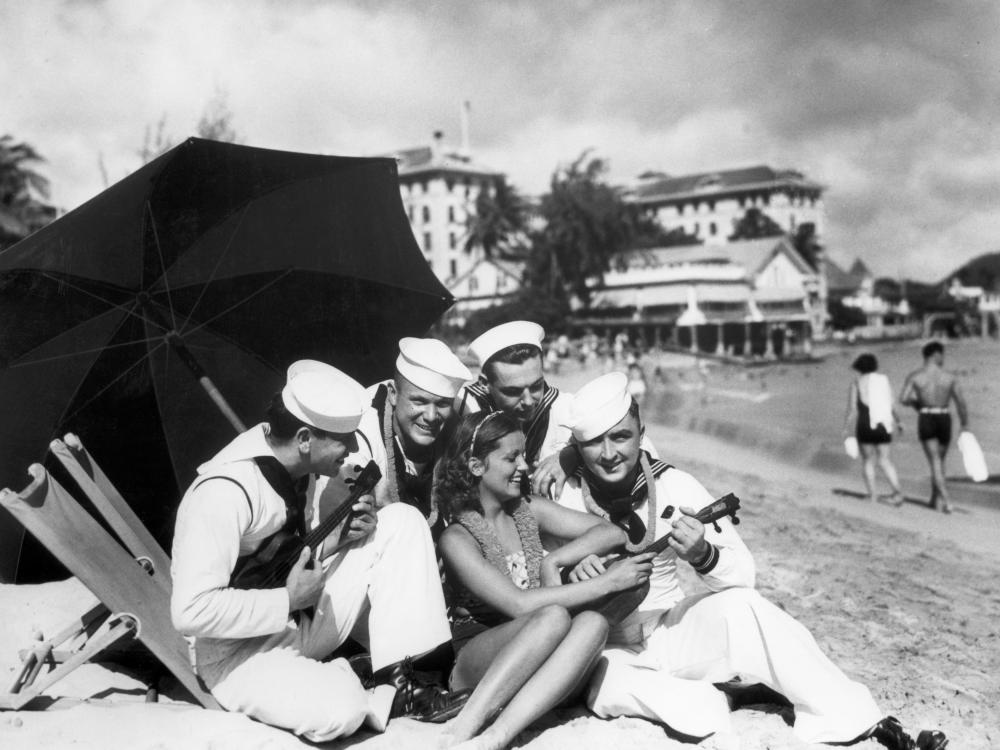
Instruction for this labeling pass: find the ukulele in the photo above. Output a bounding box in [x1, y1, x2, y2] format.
[229, 461, 382, 595]
[591, 492, 741, 625]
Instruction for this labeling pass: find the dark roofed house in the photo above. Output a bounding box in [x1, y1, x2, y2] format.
[625, 164, 825, 248]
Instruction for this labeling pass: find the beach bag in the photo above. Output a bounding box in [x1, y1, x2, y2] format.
[843, 436, 860, 460]
[957, 431, 989, 482]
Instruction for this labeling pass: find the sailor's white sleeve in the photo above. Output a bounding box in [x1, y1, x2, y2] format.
[666, 470, 755, 590]
[170, 481, 290, 639]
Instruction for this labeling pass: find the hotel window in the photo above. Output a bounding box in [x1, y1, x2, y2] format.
[424, 232, 432, 251]
[448, 206, 455, 223]
[709, 222, 717, 236]
[446, 178, 455, 192]
[450, 259, 457, 277]
[469, 276, 479, 292]
[693, 222, 700, 235]
[408, 205, 414, 222]
[449, 232, 457, 250]
[498, 274, 507, 289]
[422, 206, 431, 223]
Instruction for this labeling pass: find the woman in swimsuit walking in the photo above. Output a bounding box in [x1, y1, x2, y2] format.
[843, 353, 904, 505]
[435, 410, 655, 750]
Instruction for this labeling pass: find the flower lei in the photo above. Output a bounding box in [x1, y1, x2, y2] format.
[382, 398, 439, 528]
[455, 498, 543, 589]
[580, 452, 658, 553]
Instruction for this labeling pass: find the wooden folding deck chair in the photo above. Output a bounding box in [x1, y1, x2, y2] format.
[0, 435, 219, 710]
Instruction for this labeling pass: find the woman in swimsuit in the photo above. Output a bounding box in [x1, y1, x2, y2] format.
[843, 353, 904, 505]
[435, 411, 655, 750]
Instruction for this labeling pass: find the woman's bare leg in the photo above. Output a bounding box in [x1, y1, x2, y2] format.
[875, 444, 903, 501]
[481, 612, 609, 749]
[445, 605, 572, 744]
[452, 612, 610, 750]
[859, 444, 878, 501]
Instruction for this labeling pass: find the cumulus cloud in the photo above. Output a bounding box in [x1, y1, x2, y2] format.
[3, 0, 998, 281]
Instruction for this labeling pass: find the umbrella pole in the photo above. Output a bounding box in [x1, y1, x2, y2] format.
[137, 294, 247, 434]
[166, 333, 247, 434]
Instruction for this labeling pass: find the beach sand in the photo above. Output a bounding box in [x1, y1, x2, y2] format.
[2, 354, 999, 750]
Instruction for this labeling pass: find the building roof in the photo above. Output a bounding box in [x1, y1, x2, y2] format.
[628, 165, 823, 204]
[389, 144, 501, 180]
[622, 237, 812, 278]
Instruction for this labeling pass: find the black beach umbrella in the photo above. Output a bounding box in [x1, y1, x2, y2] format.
[0, 138, 452, 582]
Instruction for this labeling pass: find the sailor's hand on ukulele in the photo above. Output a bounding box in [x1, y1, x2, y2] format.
[669, 506, 709, 562]
[341, 495, 377, 543]
[602, 552, 656, 591]
[286, 547, 323, 612]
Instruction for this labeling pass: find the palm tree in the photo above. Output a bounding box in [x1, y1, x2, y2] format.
[533, 151, 645, 304]
[0, 135, 56, 249]
[463, 176, 528, 260]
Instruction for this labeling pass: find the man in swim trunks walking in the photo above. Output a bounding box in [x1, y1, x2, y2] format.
[899, 341, 970, 513]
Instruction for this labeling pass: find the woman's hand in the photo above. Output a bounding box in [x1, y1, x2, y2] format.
[567, 553, 613, 582]
[600, 552, 656, 592]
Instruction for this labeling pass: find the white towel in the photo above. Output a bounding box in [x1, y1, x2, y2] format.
[958, 431, 989, 482]
[844, 436, 860, 460]
[859, 373, 893, 432]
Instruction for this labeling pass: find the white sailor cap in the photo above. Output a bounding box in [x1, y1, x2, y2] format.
[468, 320, 545, 366]
[565, 372, 632, 441]
[396, 337, 472, 398]
[282, 359, 366, 434]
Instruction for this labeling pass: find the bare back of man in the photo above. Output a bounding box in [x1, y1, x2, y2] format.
[900, 346, 969, 513]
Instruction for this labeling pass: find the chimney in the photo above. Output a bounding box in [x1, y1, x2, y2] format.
[432, 130, 444, 161]
[460, 101, 471, 157]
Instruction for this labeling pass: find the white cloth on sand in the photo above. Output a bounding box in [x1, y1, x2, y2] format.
[858, 372, 894, 432]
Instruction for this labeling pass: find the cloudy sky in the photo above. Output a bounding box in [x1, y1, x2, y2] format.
[4, 0, 999, 281]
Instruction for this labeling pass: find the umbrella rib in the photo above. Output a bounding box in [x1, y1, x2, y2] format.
[146, 201, 178, 330]
[9, 335, 166, 368]
[178, 204, 249, 335]
[59, 339, 170, 426]
[182, 268, 294, 338]
[38, 272, 170, 334]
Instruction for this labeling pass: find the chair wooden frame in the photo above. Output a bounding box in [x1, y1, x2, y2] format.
[0, 435, 220, 710]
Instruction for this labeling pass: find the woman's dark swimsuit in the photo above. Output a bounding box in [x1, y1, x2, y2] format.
[855, 398, 892, 445]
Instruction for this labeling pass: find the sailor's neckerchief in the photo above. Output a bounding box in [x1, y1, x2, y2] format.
[371, 383, 441, 529]
[253, 456, 308, 536]
[465, 377, 560, 467]
[576, 451, 720, 573]
[576, 450, 671, 551]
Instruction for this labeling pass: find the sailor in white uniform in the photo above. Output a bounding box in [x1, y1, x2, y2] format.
[553, 372, 923, 750]
[310, 337, 471, 540]
[457, 321, 656, 498]
[171, 360, 465, 742]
